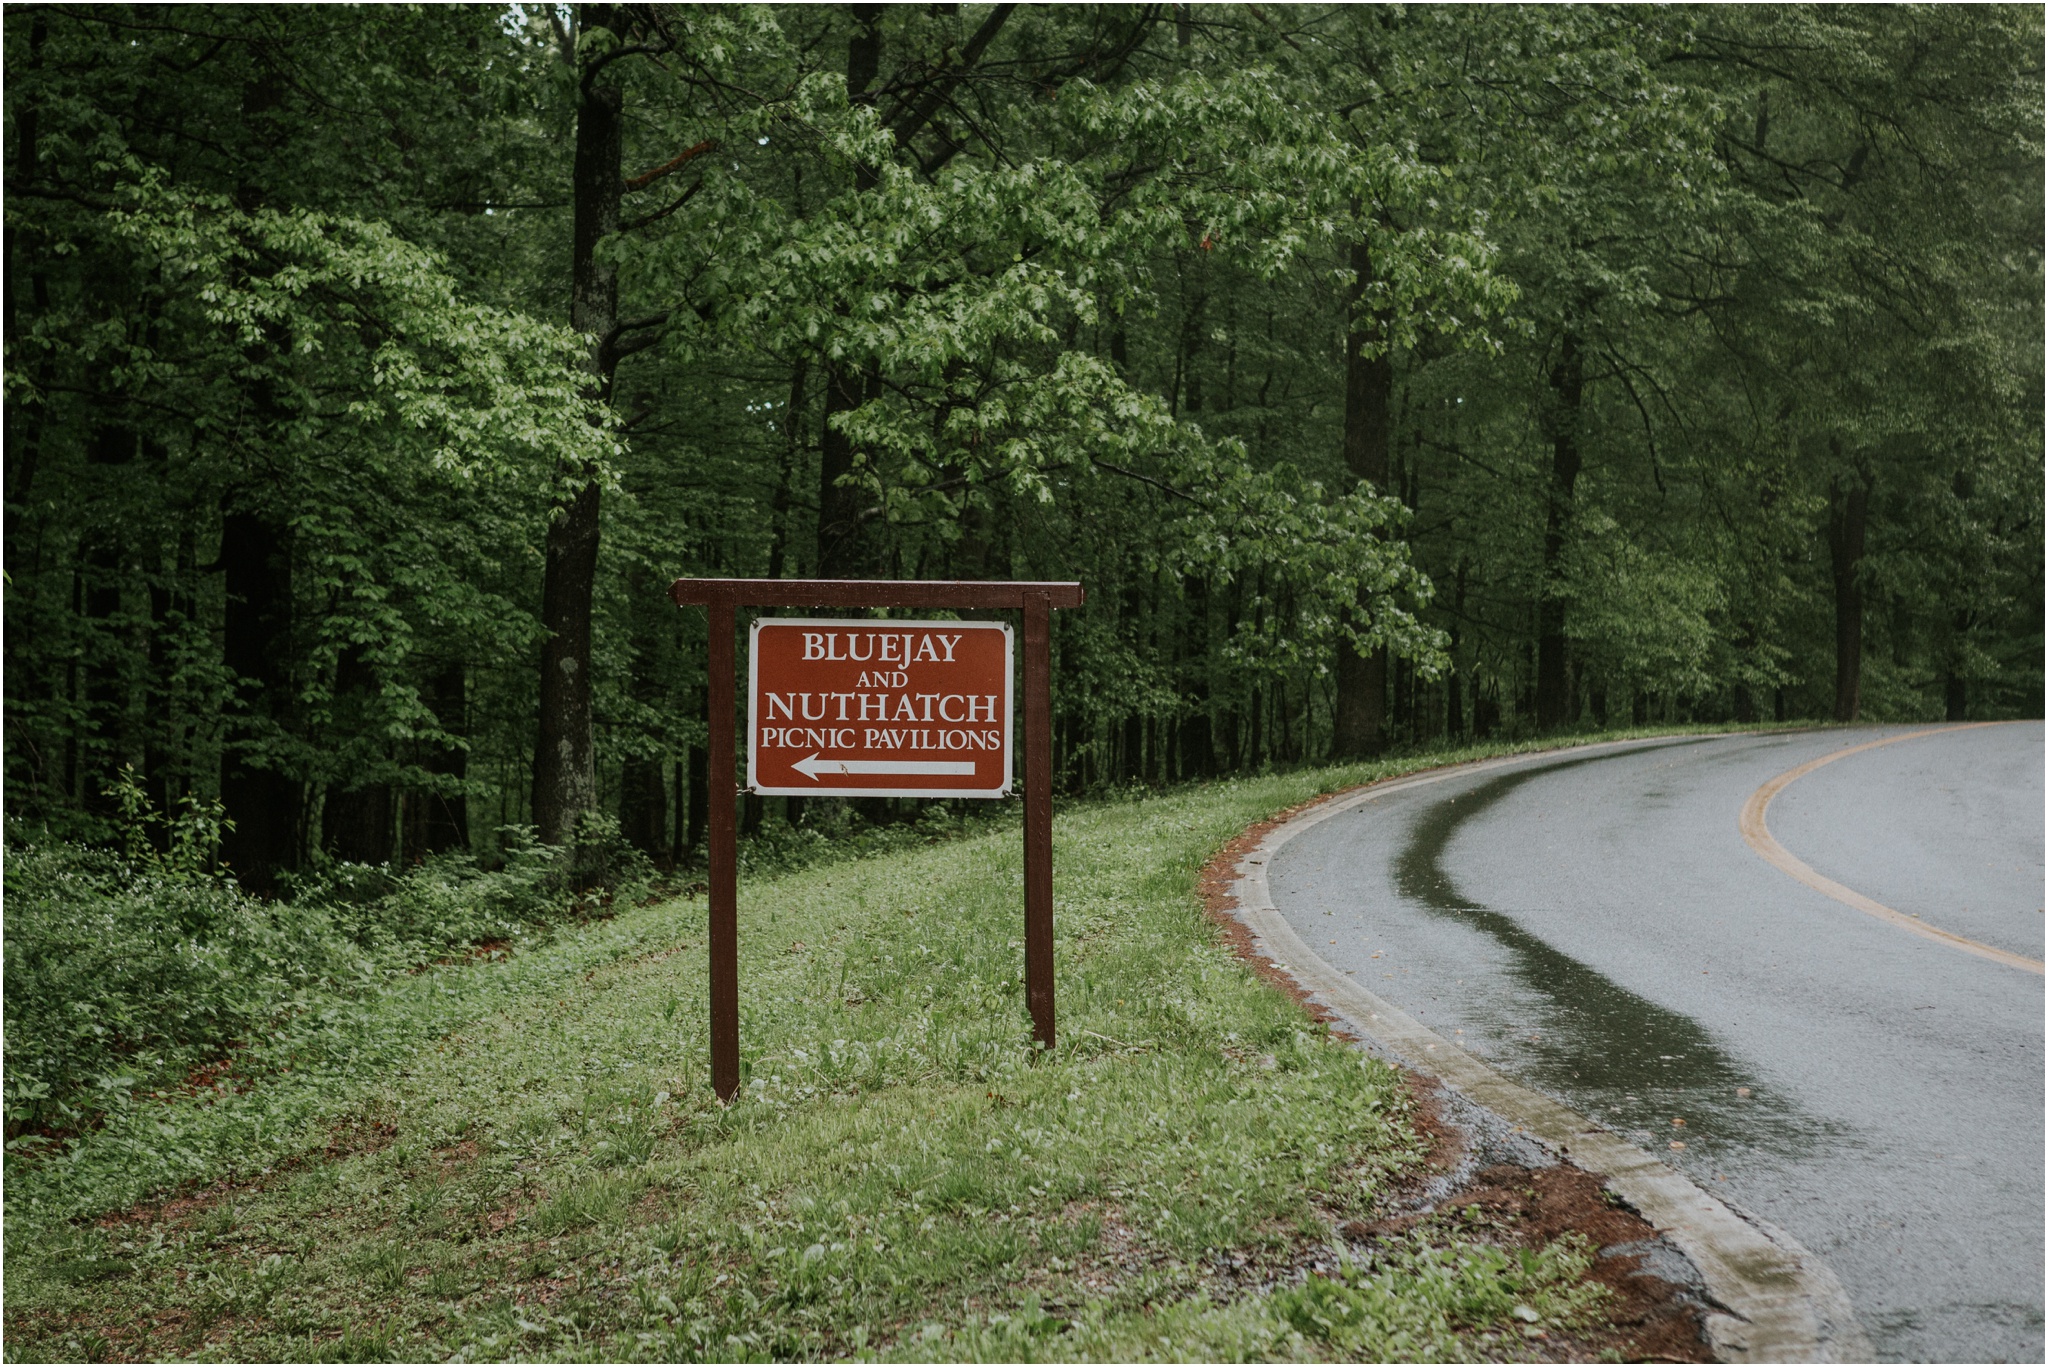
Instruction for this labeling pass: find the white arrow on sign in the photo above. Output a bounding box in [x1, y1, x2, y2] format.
[790, 754, 977, 781]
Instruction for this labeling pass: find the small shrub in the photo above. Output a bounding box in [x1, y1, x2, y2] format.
[3, 841, 353, 1136]
[2, 818, 571, 1142]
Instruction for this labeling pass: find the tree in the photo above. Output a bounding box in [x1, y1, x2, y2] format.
[1685, 5, 2044, 720]
[7, 4, 2037, 884]
[6, 7, 607, 883]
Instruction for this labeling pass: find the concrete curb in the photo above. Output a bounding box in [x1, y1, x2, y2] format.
[1226, 739, 1874, 1365]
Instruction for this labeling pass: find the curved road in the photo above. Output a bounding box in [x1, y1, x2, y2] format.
[1269, 724, 2043, 1363]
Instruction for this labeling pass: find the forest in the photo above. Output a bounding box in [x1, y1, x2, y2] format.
[7, 3, 2042, 886]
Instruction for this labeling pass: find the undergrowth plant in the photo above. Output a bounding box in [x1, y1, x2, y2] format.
[2, 784, 574, 1148]
[108, 763, 236, 883]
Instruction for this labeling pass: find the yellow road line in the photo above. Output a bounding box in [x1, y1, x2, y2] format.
[1738, 723, 2042, 974]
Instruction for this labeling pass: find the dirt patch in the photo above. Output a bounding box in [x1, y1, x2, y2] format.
[639, 881, 707, 906]
[1200, 787, 1713, 1363]
[581, 932, 703, 987]
[1392, 1071, 1468, 1182]
[430, 938, 515, 969]
[95, 1174, 251, 1233]
[1341, 1153, 1712, 1362]
[1196, 789, 1365, 1038]
[434, 1138, 482, 1172]
[322, 1113, 400, 1162]
[8, 1043, 263, 1155]
[479, 1194, 532, 1237]
[95, 1111, 398, 1233]
[172, 1046, 254, 1099]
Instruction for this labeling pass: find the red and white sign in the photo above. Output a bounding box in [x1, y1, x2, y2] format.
[747, 618, 1012, 798]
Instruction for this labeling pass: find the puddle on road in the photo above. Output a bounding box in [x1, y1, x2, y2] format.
[1391, 746, 1838, 1159]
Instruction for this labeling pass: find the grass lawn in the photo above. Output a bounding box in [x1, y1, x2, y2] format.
[4, 731, 1760, 1362]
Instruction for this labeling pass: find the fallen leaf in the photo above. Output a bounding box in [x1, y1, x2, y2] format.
[1669, 1140, 1686, 1150]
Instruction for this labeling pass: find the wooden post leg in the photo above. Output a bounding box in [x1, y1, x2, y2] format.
[1023, 592, 1056, 1052]
[707, 600, 740, 1101]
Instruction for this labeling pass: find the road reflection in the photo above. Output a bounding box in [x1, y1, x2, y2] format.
[1391, 745, 1840, 1160]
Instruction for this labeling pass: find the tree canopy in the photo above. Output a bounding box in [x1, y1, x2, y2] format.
[7, 3, 2040, 883]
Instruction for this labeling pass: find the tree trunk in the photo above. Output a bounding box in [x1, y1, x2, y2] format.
[534, 484, 603, 851]
[817, 364, 869, 579]
[1942, 470, 1972, 723]
[1473, 689, 1498, 740]
[324, 644, 393, 865]
[326, 784, 392, 865]
[816, 9, 885, 581]
[846, 4, 883, 117]
[1392, 654, 1411, 746]
[1442, 559, 1465, 739]
[1331, 239, 1392, 758]
[79, 426, 137, 818]
[1827, 467, 1870, 722]
[533, 11, 624, 853]
[767, 357, 808, 580]
[143, 520, 194, 821]
[1536, 330, 1583, 730]
[1177, 578, 1213, 778]
[618, 564, 669, 860]
[1943, 606, 1971, 721]
[4, 15, 49, 581]
[219, 507, 300, 890]
[1731, 622, 1760, 724]
[670, 758, 685, 864]
[406, 662, 469, 859]
[1517, 637, 1536, 724]
[620, 752, 667, 859]
[684, 738, 708, 862]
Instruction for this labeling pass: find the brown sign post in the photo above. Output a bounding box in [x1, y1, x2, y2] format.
[667, 579, 1084, 1102]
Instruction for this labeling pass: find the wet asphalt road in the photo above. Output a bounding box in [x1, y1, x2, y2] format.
[1269, 724, 2044, 1363]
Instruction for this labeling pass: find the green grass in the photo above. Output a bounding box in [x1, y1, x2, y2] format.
[3, 727, 1778, 1362]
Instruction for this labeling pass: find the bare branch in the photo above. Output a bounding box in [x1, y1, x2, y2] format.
[886, 3, 1017, 148]
[1090, 458, 1206, 505]
[625, 139, 716, 193]
[622, 176, 704, 232]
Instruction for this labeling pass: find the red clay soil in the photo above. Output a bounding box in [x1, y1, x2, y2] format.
[1199, 783, 1713, 1364]
[1196, 793, 1366, 1038]
[95, 1111, 398, 1232]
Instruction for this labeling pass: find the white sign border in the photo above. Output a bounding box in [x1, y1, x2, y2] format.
[746, 617, 1014, 799]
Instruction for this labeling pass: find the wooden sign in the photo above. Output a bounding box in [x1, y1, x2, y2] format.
[748, 619, 1012, 798]
[668, 579, 1084, 1103]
